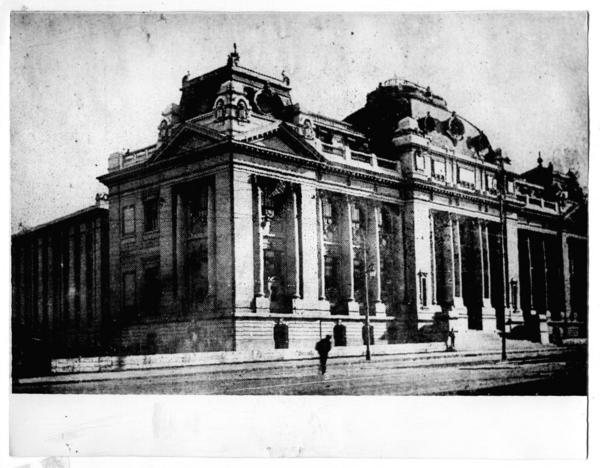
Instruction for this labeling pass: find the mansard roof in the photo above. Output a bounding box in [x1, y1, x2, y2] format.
[179, 61, 292, 122]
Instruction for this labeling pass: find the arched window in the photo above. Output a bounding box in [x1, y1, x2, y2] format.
[236, 100, 248, 121]
[214, 100, 225, 120]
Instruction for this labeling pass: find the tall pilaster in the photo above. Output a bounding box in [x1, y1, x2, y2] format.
[158, 186, 176, 315]
[253, 182, 265, 300]
[429, 211, 437, 307]
[560, 232, 572, 321]
[214, 169, 234, 319]
[37, 237, 44, 334]
[300, 185, 328, 311]
[46, 235, 54, 337]
[368, 204, 386, 315]
[207, 182, 216, 303]
[316, 192, 327, 301]
[477, 220, 495, 330]
[232, 169, 256, 312]
[341, 196, 359, 314]
[67, 226, 76, 328]
[505, 216, 523, 325]
[451, 215, 464, 307]
[175, 192, 185, 311]
[289, 188, 301, 300]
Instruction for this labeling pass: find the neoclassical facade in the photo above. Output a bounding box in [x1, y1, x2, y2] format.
[95, 49, 587, 354]
[13, 48, 587, 366]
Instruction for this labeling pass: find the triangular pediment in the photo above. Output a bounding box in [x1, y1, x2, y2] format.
[241, 122, 325, 162]
[148, 123, 226, 163]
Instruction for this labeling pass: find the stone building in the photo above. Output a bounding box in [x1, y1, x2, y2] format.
[11, 199, 109, 374]
[96, 49, 587, 354]
[12, 48, 588, 366]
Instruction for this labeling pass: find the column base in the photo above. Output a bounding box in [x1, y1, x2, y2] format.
[481, 305, 497, 332]
[374, 301, 387, 317]
[347, 300, 360, 315]
[253, 296, 270, 314]
[538, 314, 550, 344]
[453, 296, 465, 309]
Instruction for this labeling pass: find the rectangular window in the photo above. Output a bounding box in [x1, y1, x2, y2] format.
[143, 198, 159, 232]
[122, 205, 135, 235]
[122, 271, 136, 316]
[324, 253, 342, 306]
[187, 188, 208, 236]
[486, 174, 497, 191]
[432, 159, 446, 179]
[415, 152, 425, 171]
[457, 167, 475, 186]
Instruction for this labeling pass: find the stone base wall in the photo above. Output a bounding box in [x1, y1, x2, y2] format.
[113, 318, 235, 355]
[235, 315, 393, 351]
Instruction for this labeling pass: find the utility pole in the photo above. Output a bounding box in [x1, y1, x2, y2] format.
[496, 149, 511, 361]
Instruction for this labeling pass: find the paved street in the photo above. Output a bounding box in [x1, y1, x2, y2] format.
[15, 344, 586, 395]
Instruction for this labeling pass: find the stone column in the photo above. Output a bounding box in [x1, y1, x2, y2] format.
[46, 235, 54, 336]
[175, 192, 185, 312]
[560, 232, 572, 321]
[207, 182, 216, 303]
[452, 216, 464, 305]
[232, 169, 256, 314]
[439, 213, 455, 308]
[505, 216, 523, 326]
[538, 236, 550, 343]
[429, 211, 437, 307]
[252, 180, 268, 312]
[484, 223, 492, 301]
[368, 204, 386, 315]
[451, 215, 468, 330]
[37, 237, 44, 333]
[79, 226, 88, 329]
[67, 226, 76, 327]
[93, 218, 103, 332]
[158, 186, 176, 315]
[214, 170, 234, 324]
[525, 234, 535, 313]
[301, 185, 328, 311]
[289, 188, 301, 300]
[477, 220, 495, 330]
[316, 193, 327, 301]
[342, 196, 359, 314]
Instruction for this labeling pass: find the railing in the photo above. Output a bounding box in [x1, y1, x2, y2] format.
[322, 143, 345, 157]
[377, 157, 397, 170]
[350, 150, 372, 163]
[528, 197, 542, 207]
[544, 200, 557, 211]
[110, 146, 155, 171]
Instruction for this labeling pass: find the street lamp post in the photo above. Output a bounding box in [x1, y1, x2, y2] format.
[363, 248, 376, 361]
[495, 149, 511, 361]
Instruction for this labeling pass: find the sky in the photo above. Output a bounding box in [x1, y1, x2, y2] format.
[10, 12, 588, 232]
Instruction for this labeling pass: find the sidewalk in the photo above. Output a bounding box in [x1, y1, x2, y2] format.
[17, 337, 583, 387]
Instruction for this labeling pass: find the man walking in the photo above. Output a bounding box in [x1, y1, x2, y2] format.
[315, 335, 332, 375]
